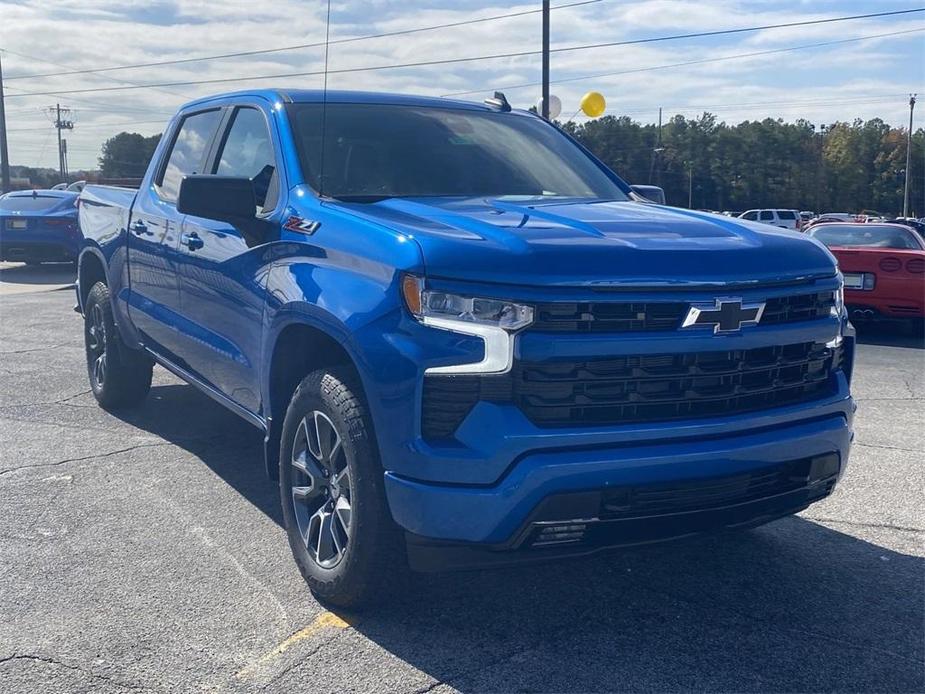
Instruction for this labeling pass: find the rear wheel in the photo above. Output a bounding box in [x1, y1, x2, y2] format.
[279, 368, 406, 608]
[84, 282, 153, 409]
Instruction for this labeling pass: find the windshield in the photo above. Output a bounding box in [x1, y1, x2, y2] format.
[287, 103, 629, 201]
[809, 224, 923, 250]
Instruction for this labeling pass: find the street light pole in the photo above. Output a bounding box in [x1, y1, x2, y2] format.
[903, 94, 916, 218]
[541, 0, 550, 119]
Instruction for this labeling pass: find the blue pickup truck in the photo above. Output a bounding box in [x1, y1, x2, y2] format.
[77, 89, 854, 607]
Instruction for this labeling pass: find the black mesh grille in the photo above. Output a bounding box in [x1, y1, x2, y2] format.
[421, 342, 841, 439]
[531, 291, 835, 333]
[599, 454, 840, 519]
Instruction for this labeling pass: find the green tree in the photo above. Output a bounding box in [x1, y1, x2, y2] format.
[567, 112, 923, 216]
[98, 132, 161, 178]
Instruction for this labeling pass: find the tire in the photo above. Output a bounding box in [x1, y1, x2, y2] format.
[84, 281, 153, 410]
[279, 368, 406, 609]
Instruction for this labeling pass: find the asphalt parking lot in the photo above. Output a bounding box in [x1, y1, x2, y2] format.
[0, 274, 922, 693]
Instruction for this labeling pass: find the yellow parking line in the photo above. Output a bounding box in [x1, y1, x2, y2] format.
[235, 611, 350, 678]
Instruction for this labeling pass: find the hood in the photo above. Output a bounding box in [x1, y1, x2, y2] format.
[0, 190, 78, 217]
[335, 196, 836, 288]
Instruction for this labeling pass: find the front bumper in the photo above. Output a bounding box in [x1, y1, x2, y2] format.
[404, 454, 840, 571]
[386, 404, 853, 563]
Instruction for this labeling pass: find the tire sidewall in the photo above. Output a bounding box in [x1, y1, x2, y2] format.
[278, 371, 384, 598]
[84, 283, 115, 400]
[83, 281, 152, 409]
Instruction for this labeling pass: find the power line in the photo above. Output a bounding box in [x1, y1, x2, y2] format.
[8, 119, 166, 133]
[1, 0, 602, 81]
[443, 27, 925, 96]
[4, 8, 923, 99]
[0, 47, 189, 99]
[1, 86, 180, 113]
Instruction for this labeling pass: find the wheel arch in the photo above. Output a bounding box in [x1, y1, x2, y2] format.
[263, 310, 372, 480]
[77, 247, 108, 313]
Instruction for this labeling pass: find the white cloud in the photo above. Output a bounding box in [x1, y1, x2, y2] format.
[1, 0, 921, 170]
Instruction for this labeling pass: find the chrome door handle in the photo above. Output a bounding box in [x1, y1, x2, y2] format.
[181, 231, 204, 251]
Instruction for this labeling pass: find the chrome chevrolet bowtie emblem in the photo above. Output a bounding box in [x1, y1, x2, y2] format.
[682, 298, 765, 334]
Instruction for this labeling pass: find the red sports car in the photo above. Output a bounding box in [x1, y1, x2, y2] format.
[806, 223, 925, 325]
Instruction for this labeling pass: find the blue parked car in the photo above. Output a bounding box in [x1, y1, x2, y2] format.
[0, 189, 81, 264]
[76, 90, 854, 607]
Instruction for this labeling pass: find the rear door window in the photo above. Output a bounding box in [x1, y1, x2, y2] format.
[158, 109, 223, 202]
[759, 210, 774, 221]
[777, 210, 797, 220]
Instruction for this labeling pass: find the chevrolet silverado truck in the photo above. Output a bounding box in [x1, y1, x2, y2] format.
[76, 90, 854, 607]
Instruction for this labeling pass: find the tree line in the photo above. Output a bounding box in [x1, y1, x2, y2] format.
[562, 113, 924, 216]
[88, 113, 924, 217]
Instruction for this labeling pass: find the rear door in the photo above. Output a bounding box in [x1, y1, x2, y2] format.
[128, 108, 224, 359]
[173, 104, 283, 414]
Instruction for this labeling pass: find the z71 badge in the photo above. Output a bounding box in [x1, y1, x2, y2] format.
[282, 216, 321, 234]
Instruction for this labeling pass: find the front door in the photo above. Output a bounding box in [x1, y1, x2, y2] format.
[174, 105, 282, 415]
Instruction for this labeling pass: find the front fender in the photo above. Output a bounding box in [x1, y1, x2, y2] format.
[261, 250, 422, 460]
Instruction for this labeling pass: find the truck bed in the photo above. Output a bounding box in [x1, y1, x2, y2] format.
[78, 185, 138, 246]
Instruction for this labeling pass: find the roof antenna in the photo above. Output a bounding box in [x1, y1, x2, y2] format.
[319, 0, 332, 198]
[484, 91, 511, 112]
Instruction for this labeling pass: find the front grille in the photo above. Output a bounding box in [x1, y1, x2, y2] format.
[533, 302, 686, 332]
[421, 341, 841, 439]
[515, 342, 840, 427]
[760, 291, 835, 324]
[531, 291, 834, 333]
[599, 454, 840, 519]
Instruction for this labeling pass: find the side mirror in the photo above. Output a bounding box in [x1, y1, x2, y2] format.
[177, 175, 266, 246]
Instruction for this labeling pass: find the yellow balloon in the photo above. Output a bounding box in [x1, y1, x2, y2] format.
[580, 91, 606, 118]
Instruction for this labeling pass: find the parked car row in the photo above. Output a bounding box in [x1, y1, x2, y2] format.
[722, 208, 924, 328]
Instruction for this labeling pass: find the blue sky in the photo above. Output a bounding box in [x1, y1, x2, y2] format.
[1, 0, 922, 171]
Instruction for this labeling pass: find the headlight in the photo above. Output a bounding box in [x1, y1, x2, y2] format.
[402, 275, 534, 374]
[832, 280, 845, 318]
[827, 277, 846, 348]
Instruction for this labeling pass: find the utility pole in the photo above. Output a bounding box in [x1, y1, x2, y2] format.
[50, 103, 74, 184]
[649, 107, 663, 184]
[61, 139, 68, 183]
[0, 52, 11, 194]
[541, 0, 550, 119]
[903, 94, 916, 218]
[688, 163, 693, 208]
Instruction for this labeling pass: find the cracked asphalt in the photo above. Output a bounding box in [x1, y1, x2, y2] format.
[0, 288, 923, 694]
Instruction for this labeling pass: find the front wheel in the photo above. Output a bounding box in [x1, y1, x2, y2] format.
[279, 368, 406, 608]
[84, 282, 153, 410]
